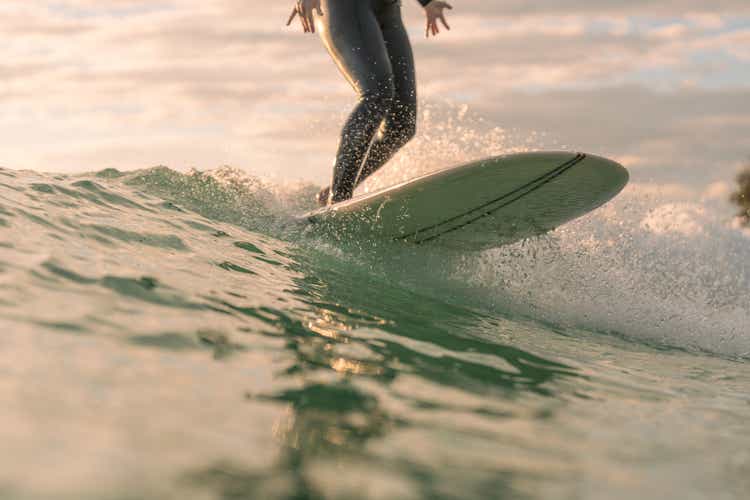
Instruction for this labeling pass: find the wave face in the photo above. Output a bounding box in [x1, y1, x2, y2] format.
[1, 165, 749, 500]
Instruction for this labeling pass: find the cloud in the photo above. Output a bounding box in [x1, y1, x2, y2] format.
[0, 0, 748, 189]
[451, 0, 750, 17]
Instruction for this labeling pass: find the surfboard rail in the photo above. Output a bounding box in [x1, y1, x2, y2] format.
[302, 151, 629, 250]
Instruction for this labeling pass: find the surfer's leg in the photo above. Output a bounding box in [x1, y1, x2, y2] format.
[355, 0, 417, 187]
[316, 0, 396, 203]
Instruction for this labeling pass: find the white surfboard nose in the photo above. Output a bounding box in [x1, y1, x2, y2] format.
[579, 153, 630, 195]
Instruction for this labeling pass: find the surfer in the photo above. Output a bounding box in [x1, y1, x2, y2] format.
[287, 0, 453, 206]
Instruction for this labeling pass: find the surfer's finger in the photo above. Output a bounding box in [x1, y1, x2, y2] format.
[425, 21, 430, 38]
[307, 12, 316, 33]
[439, 14, 450, 30]
[286, 8, 298, 26]
[295, 6, 308, 32]
[304, 7, 316, 33]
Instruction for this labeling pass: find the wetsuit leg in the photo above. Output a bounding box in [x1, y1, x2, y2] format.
[316, 0, 416, 203]
[355, 1, 417, 186]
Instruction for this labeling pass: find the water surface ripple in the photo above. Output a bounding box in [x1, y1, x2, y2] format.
[0, 166, 748, 500]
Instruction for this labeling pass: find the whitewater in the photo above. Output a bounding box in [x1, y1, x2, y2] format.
[1, 157, 749, 499]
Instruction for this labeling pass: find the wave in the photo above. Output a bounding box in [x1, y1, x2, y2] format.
[1, 161, 748, 359]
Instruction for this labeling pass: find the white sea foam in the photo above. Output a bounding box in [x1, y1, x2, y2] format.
[458, 183, 750, 358]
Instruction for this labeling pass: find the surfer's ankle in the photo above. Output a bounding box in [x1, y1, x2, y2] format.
[316, 186, 331, 207]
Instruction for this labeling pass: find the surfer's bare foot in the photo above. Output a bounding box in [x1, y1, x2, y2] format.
[316, 185, 331, 207]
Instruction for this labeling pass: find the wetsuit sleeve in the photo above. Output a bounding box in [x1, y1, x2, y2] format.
[417, 0, 432, 6]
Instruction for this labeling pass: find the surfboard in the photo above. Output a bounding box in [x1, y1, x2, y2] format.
[301, 151, 629, 251]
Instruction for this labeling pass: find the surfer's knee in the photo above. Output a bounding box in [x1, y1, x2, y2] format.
[386, 105, 416, 147]
[360, 78, 396, 119]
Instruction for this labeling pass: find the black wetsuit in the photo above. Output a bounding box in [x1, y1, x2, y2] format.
[316, 0, 428, 203]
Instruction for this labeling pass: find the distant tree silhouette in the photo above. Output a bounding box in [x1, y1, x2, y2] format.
[731, 161, 750, 226]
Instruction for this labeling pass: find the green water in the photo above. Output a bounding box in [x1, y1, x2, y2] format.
[0, 166, 748, 500]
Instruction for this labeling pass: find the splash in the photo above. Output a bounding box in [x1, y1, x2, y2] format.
[357, 101, 551, 193]
[121, 165, 318, 234]
[452, 183, 750, 358]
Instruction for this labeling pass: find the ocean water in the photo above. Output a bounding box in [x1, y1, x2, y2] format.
[1, 161, 749, 500]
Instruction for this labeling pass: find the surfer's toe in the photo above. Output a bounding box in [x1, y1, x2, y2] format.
[316, 186, 331, 207]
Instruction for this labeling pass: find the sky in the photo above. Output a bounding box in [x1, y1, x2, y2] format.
[2, 0, 749, 188]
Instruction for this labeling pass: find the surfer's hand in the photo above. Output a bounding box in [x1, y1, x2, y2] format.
[424, 1, 452, 38]
[286, 0, 323, 34]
